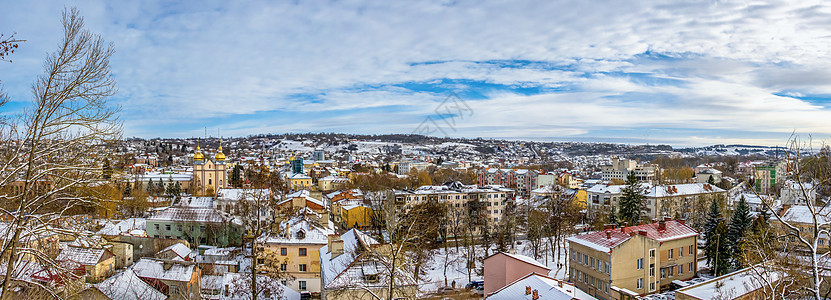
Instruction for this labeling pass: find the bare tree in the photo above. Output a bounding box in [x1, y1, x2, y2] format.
[0, 7, 120, 299]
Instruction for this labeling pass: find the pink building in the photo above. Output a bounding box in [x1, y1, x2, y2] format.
[483, 252, 551, 297]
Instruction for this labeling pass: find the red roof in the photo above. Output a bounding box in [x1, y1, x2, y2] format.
[568, 220, 698, 252]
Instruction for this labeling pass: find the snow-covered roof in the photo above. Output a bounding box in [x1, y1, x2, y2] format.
[94, 269, 166, 300]
[567, 220, 698, 253]
[320, 229, 379, 288]
[148, 207, 229, 223]
[279, 190, 324, 207]
[779, 205, 831, 224]
[158, 243, 193, 260]
[216, 188, 270, 201]
[260, 217, 335, 245]
[645, 183, 725, 198]
[132, 258, 196, 282]
[488, 273, 594, 300]
[56, 246, 111, 266]
[675, 266, 782, 300]
[500, 252, 550, 270]
[97, 218, 146, 236]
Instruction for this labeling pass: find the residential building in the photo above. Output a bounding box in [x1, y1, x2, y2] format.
[478, 168, 538, 195]
[56, 246, 116, 283]
[694, 168, 722, 184]
[75, 269, 167, 300]
[675, 266, 782, 300]
[567, 219, 698, 298]
[772, 205, 831, 251]
[261, 216, 335, 295]
[155, 243, 194, 261]
[214, 188, 274, 225]
[586, 183, 726, 220]
[276, 190, 327, 215]
[146, 200, 242, 247]
[132, 258, 201, 300]
[600, 157, 658, 183]
[483, 252, 551, 296]
[487, 273, 595, 300]
[320, 229, 418, 300]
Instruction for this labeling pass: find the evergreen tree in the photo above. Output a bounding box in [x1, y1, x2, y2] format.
[727, 195, 752, 268]
[617, 171, 645, 225]
[608, 206, 618, 226]
[704, 199, 722, 268]
[231, 165, 243, 188]
[102, 158, 112, 180]
[123, 183, 132, 197]
[711, 220, 731, 276]
[707, 175, 715, 185]
[147, 178, 154, 195]
[173, 182, 181, 199]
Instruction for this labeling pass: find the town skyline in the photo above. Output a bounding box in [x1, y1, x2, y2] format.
[4, 1, 831, 146]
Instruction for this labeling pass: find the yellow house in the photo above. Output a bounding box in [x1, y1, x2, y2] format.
[288, 173, 314, 190]
[56, 246, 116, 283]
[262, 217, 335, 296]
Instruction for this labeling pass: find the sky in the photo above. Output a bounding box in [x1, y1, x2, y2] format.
[3, 1, 831, 147]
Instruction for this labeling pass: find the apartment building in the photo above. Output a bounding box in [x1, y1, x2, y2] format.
[394, 183, 515, 229]
[600, 157, 658, 184]
[261, 216, 335, 295]
[477, 168, 538, 195]
[567, 219, 698, 299]
[586, 183, 726, 220]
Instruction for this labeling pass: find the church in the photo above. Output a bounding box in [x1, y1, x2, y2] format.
[192, 142, 227, 196]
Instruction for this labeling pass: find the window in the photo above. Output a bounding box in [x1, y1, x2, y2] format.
[669, 249, 674, 259]
[154, 224, 159, 230]
[171, 286, 179, 295]
[637, 278, 643, 289]
[679, 247, 683, 257]
[189, 225, 194, 232]
[299, 281, 306, 291]
[679, 264, 683, 275]
[636, 258, 643, 270]
[299, 248, 307, 256]
[583, 254, 588, 265]
[590, 257, 595, 268]
[649, 264, 655, 277]
[604, 281, 609, 293]
[689, 262, 694, 273]
[200, 226, 205, 231]
[649, 281, 655, 292]
[577, 253, 582, 264]
[660, 268, 666, 279]
[668, 266, 674, 277]
[689, 245, 694, 255]
[649, 249, 656, 258]
[165, 224, 171, 231]
[299, 264, 307, 272]
[177, 225, 182, 231]
[280, 264, 287, 271]
[605, 262, 610, 274]
[296, 230, 305, 239]
[281, 248, 287, 256]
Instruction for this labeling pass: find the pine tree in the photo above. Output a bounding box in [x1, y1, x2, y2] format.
[608, 206, 618, 226]
[704, 199, 723, 269]
[712, 220, 731, 276]
[707, 175, 715, 185]
[231, 165, 242, 188]
[618, 171, 644, 225]
[123, 183, 132, 197]
[727, 195, 752, 268]
[147, 178, 154, 195]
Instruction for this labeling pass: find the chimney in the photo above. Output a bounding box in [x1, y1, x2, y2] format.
[663, 216, 672, 222]
[623, 221, 628, 228]
[533, 289, 539, 300]
[638, 220, 643, 225]
[558, 280, 563, 288]
[526, 286, 532, 295]
[606, 230, 611, 239]
[331, 240, 345, 257]
[327, 234, 340, 252]
[638, 230, 647, 236]
[658, 220, 666, 231]
[678, 218, 686, 225]
[604, 224, 615, 230]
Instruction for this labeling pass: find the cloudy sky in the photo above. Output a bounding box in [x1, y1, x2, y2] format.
[2, 0, 831, 146]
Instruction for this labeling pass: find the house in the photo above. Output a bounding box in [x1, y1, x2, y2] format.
[771, 205, 831, 251]
[146, 202, 242, 247]
[56, 246, 117, 283]
[341, 205, 373, 230]
[675, 266, 782, 300]
[156, 243, 194, 261]
[319, 229, 418, 300]
[487, 272, 595, 300]
[277, 190, 326, 215]
[483, 252, 551, 296]
[260, 216, 335, 295]
[567, 219, 698, 299]
[132, 258, 201, 300]
[75, 269, 167, 300]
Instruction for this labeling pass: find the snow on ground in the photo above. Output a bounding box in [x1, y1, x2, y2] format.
[418, 239, 570, 294]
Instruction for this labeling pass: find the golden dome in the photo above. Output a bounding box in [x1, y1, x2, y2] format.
[215, 145, 226, 161]
[193, 145, 205, 161]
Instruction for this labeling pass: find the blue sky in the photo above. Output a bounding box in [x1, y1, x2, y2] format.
[3, 1, 831, 146]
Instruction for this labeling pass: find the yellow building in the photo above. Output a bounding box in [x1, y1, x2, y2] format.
[341, 205, 373, 230]
[192, 143, 227, 196]
[567, 219, 698, 299]
[288, 173, 313, 190]
[262, 217, 335, 295]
